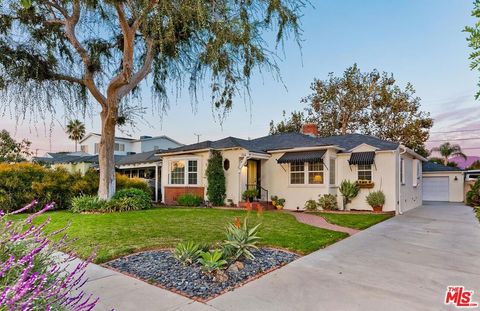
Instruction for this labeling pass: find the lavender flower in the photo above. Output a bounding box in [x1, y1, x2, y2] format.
[0, 201, 99, 310]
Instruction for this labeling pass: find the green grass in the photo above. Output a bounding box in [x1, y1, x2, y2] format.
[12, 208, 347, 263]
[308, 212, 393, 230]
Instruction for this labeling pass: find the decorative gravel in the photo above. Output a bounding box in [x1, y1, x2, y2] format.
[105, 248, 299, 300]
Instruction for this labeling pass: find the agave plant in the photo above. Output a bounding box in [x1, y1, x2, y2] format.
[223, 218, 261, 261]
[173, 241, 203, 266]
[197, 250, 228, 273]
[339, 180, 360, 210]
[0, 201, 98, 310]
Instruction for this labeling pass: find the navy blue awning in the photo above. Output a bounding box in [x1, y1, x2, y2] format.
[277, 150, 326, 164]
[348, 151, 376, 165]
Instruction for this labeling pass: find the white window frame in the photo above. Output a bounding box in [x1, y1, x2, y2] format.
[357, 164, 372, 181]
[80, 145, 88, 153]
[167, 157, 201, 186]
[329, 157, 336, 185]
[412, 159, 420, 187]
[289, 162, 325, 186]
[115, 143, 125, 152]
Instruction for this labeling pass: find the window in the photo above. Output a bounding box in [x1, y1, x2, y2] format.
[188, 160, 198, 184]
[170, 161, 185, 184]
[115, 143, 125, 152]
[169, 159, 199, 185]
[94, 143, 99, 154]
[400, 158, 405, 185]
[412, 159, 419, 187]
[138, 169, 145, 178]
[329, 158, 336, 185]
[308, 162, 324, 184]
[80, 145, 88, 153]
[290, 163, 305, 184]
[223, 159, 230, 171]
[290, 162, 324, 185]
[358, 164, 372, 181]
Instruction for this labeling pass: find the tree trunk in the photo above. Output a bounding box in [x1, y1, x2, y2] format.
[98, 101, 118, 200]
[75, 141, 77, 152]
[444, 157, 448, 166]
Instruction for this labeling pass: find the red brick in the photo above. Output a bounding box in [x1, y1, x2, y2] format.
[164, 186, 205, 205]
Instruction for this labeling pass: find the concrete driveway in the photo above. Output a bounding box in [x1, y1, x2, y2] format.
[87, 202, 480, 310]
[206, 202, 480, 311]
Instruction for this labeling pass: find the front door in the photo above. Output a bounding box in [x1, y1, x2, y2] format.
[247, 160, 261, 198]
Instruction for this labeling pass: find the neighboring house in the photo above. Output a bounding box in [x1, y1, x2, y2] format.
[116, 150, 162, 202]
[33, 152, 124, 174]
[422, 162, 464, 202]
[79, 133, 183, 155]
[159, 124, 426, 214]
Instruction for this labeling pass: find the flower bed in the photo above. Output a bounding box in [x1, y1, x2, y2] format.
[105, 248, 298, 301]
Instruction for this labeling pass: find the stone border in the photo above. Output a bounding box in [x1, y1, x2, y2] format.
[102, 248, 300, 303]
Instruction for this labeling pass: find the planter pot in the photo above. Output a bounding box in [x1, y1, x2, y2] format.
[357, 183, 375, 189]
[372, 205, 383, 213]
[276, 205, 284, 210]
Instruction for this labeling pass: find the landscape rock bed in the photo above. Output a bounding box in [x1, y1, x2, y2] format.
[105, 248, 299, 301]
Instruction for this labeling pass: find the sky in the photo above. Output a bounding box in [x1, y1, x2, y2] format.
[2, 0, 480, 156]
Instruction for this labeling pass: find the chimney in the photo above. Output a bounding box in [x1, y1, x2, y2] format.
[302, 123, 318, 137]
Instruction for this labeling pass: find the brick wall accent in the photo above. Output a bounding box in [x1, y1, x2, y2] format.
[164, 186, 205, 205]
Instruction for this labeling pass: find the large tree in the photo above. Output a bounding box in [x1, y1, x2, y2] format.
[269, 64, 433, 151]
[0, 0, 304, 199]
[66, 119, 86, 152]
[0, 129, 31, 163]
[465, 0, 480, 99]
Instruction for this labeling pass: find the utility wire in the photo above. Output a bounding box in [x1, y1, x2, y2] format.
[430, 128, 480, 134]
[428, 137, 480, 142]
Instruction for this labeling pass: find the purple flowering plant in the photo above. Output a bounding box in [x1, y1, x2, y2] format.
[0, 200, 98, 310]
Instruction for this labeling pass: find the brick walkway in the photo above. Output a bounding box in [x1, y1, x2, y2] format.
[288, 212, 360, 235]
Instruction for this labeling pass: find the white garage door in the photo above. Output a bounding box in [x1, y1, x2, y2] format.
[423, 176, 449, 201]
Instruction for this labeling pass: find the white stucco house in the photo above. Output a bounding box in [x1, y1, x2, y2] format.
[79, 133, 183, 156]
[159, 124, 426, 214]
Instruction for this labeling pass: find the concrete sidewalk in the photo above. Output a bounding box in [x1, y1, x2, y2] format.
[85, 202, 480, 311]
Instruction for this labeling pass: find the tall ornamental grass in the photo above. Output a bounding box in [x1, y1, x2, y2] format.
[0, 201, 98, 310]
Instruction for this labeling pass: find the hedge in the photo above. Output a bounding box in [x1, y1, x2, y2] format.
[0, 163, 151, 212]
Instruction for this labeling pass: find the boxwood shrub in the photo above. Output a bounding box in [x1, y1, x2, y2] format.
[177, 193, 203, 207]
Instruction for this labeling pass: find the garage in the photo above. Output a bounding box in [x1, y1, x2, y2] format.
[422, 162, 464, 202]
[423, 176, 449, 201]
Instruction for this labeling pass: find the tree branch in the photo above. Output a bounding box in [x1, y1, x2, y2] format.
[51, 73, 84, 85]
[132, 0, 157, 31]
[118, 40, 155, 98]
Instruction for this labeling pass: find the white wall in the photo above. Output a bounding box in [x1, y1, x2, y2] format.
[399, 153, 423, 212]
[423, 172, 464, 202]
[79, 134, 133, 155]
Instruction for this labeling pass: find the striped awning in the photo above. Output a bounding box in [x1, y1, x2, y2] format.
[277, 150, 326, 164]
[348, 151, 376, 165]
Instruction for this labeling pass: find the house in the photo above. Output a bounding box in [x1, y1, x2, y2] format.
[422, 162, 464, 202]
[79, 133, 183, 155]
[159, 124, 426, 214]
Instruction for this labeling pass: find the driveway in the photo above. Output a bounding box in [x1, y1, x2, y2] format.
[86, 202, 480, 310]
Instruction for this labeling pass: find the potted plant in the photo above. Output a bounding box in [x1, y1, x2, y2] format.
[271, 195, 278, 207]
[339, 180, 360, 210]
[275, 198, 285, 210]
[366, 190, 385, 212]
[242, 189, 258, 202]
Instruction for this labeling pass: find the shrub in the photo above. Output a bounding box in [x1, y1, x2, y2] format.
[206, 150, 226, 206]
[466, 179, 480, 207]
[242, 189, 258, 202]
[101, 197, 148, 213]
[318, 194, 338, 210]
[339, 180, 360, 210]
[173, 242, 203, 265]
[0, 201, 98, 310]
[71, 195, 106, 213]
[304, 199, 318, 211]
[116, 173, 152, 194]
[198, 250, 228, 273]
[177, 193, 203, 207]
[31, 167, 80, 209]
[366, 190, 386, 208]
[223, 217, 260, 261]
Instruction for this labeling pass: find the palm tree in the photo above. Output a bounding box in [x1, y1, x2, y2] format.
[66, 119, 86, 152]
[431, 142, 467, 166]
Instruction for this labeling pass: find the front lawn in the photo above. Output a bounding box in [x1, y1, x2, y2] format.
[12, 208, 347, 263]
[308, 212, 393, 230]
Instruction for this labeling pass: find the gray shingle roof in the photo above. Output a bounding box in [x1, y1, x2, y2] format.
[116, 150, 161, 166]
[33, 153, 125, 164]
[423, 162, 463, 172]
[161, 132, 400, 155]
